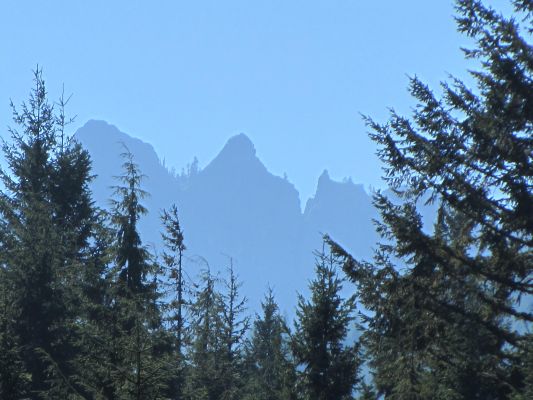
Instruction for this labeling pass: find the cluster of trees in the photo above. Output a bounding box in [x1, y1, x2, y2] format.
[0, 0, 531, 399]
[0, 70, 360, 399]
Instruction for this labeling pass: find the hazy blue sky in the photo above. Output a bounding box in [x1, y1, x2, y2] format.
[1, 1, 505, 203]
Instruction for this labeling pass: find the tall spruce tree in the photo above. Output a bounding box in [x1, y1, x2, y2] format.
[0, 68, 98, 398]
[218, 262, 250, 400]
[186, 263, 250, 400]
[0, 68, 63, 396]
[79, 149, 173, 399]
[370, 0, 532, 341]
[161, 204, 188, 399]
[329, 0, 532, 398]
[339, 208, 509, 399]
[186, 267, 224, 400]
[110, 149, 151, 296]
[48, 86, 100, 400]
[243, 289, 297, 400]
[291, 247, 361, 400]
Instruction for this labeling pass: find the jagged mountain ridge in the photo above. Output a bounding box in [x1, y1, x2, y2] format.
[75, 120, 383, 312]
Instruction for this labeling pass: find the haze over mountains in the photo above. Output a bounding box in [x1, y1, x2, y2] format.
[75, 120, 435, 312]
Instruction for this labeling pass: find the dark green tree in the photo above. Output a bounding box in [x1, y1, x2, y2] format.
[161, 203, 188, 399]
[186, 263, 250, 400]
[292, 247, 361, 400]
[329, 0, 532, 398]
[110, 149, 151, 296]
[110, 150, 174, 399]
[48, 87, 101, 400]
[330, 209, 515, 400]
[243, 289, 297, 400]
[0, 68, 62, 396]
[51, 90, 95, 264]
[218, 262, 250, 400]
[186, 267, 224, 400]
[79, 149, 172, 399]
[367, 0, 532, 343]
[0, 68, 98, 398]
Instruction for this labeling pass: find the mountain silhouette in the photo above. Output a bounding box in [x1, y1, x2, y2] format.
[75, 120, 434, 313]
[75, 120, 180, 250]
[303, 170, 377, 260]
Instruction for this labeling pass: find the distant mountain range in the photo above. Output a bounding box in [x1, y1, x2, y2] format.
[75, 120, 436, 313]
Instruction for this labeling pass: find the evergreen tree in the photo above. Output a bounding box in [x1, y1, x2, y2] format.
[186, 267, 224, 400]
[292, 247, 361, 400]
[48, 85, 101, 400]
[51, 89, 95, 264]
[243, 289, 296, 400]
[0, 68, 96, 398]
[367, 0, 532, 342]
[162, 204, 188, 399]
[329, 0, 532, 397]
[111, 149, 173, 399]
[79, 149, 172, 399]
[110, 149, 151, 296]
[186, 263, 250, 400]
[218, 262, 250, 400]
[330, 209, 515, 400]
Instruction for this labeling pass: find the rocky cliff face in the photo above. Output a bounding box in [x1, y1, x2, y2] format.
[304, 170, 377, 260]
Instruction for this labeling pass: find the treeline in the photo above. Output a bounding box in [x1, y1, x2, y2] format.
[0, 67, 359, 399]
[1, 0, 532, 399]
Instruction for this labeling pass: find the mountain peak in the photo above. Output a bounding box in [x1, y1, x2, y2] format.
[75, 119, 129, 144]
[82, 119, 114, 129]
[220, 133, 256, 158]
[318, 169, 330, 183]
[204, 133, 259, 173]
